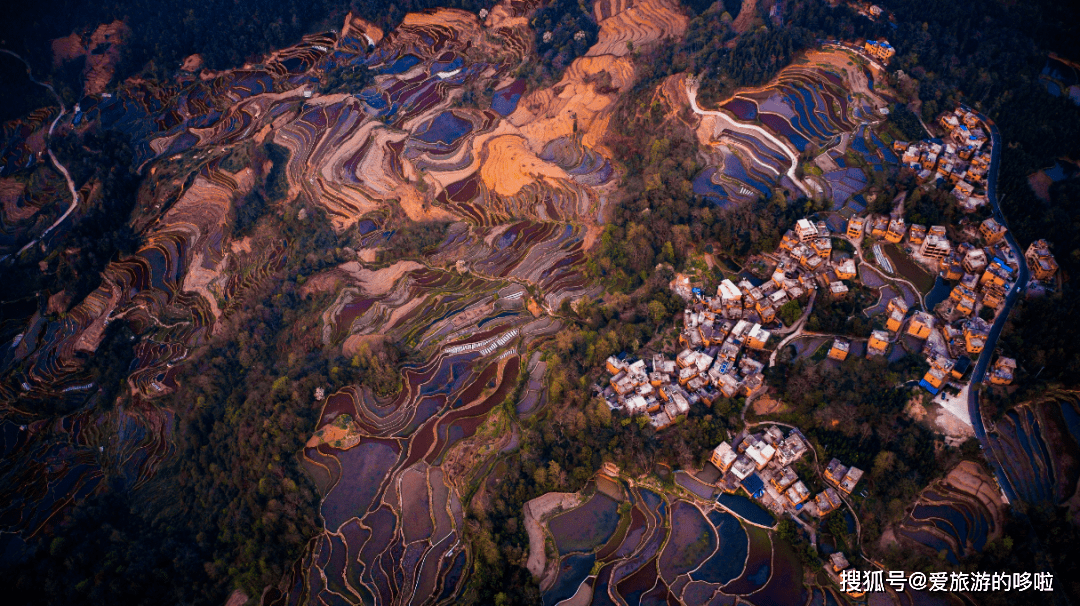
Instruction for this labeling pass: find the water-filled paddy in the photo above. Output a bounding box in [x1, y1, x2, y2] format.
[690, 510, 748, 585]
[549, 492, 621, 555]
[716, 493, 775, 527]
[543, 553, 595, 606]
[659, 501, 716, 580]
[321, 440, 399, 530]
[415, 111, 472, 145]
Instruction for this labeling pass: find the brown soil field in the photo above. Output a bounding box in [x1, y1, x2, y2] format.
[342, 11, 384, 46]
[180, 54, 204, 72]
[0, 178, 34, 223]
[804, 47, 890, 107]
[511, 54, 635, 155]
[480, 134, 569, 196]
[337, 260, 424, 296]
[588, 0, 689, 58]
[52, 21, 128, 95]
[1028, 171, 1052, 202]
[524, 491, 586, 579]
[752, 395, 786, 416]
[733, 0, 759, 34]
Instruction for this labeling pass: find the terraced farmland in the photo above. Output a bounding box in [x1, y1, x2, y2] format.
[688, 47, 894, 207]
[530, 477, 828, 606]
[896, 461, 1005, 564]
[0, 0, 707, 600]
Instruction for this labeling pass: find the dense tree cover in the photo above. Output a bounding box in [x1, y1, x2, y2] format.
[377, 219, 451, 262]
[1, 0, 489, 105]
[527, 0, 599, 85]
[0, 53, 59, 122]
[674, 6, 813, 106]
[764, 353, 944, 550]
[5, 206, 349, 602]
[2, 117, 365, 602]
[885, 103, 927, 141]
[902, 185, 970, 230]
[462, 280, 737, 604]
[0, 130, 140, 352]
[804, 283, 875, 336]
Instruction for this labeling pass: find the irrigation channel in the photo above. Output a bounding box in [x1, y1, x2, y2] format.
[0, 50, 81, 262]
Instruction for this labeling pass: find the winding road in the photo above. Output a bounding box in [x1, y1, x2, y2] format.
[686, 79, 812, 197]
[0, 49, 81, 262]
[962, 109, 1028, 504]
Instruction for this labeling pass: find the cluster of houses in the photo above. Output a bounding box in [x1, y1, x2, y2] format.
[892, 108, 992, 212]
[843, 208, 1054, 393]
[776, 218, 861, 300]
[709, 427, 864, 518]
[599, 313, 770, 429]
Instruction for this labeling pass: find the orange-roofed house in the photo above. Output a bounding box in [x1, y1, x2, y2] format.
[979, 218, 1007, 244]
[885, 217, 907, 243]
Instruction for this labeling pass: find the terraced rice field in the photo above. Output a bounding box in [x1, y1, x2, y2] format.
[690, 48, 891, 206]
[1, 0, 658, 598]
[534, 478, 807, 606]
[897, 460, 1005, 563]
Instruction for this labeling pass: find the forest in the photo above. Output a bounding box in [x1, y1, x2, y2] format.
[2, 0, 1080, 603]
[0, 0, 488, 108]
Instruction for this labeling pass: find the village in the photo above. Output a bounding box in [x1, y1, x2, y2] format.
[593, 105, 1061, 573]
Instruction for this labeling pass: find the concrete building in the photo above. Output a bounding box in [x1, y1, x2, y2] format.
[963, 248, 988, 274]
[980, 217, 1007, 244]
[746, 441, 777, 470]
[870, 215, 889, 239]
[921, 228, 952, 259]
[777, 431, 808, 466]
[795, 218, 819, 242]
[824, 459, 848, 486]
[746, 324, 771, 350]
[907, 312, 934, 339]
[867, 330, 889, 356]
[711, 442, 738, 472]
[908, 224, 927, 245]
[1025, 239, 1059, 282]
[963, 318, 990, 356]
[835, 258, 857, 280]
[864, 39, 895, 63]
[847, 216, 866, 239]
[838, 467, 864, 493]
[731, 455, 757, 480]
[786, 481, 810, 506]
[885, 297, 909, 332]
[718, 279, 743, 317]
[885, 217, 907, 243]
[828, 339, 850, 361]
[771, 466, 798, 491]
[989, 356, 1017, 385]
[815, 487, 843, 515]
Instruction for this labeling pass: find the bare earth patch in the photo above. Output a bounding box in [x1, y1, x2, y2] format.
[733, 0, 759, 34]
[337, 260, 424, 296]
[524, 491, 585, 580]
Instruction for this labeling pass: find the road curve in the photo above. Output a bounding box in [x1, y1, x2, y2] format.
[686, 80, 812, 197]
[963, 107, 1028, 504]
[0, 49, 81, 261]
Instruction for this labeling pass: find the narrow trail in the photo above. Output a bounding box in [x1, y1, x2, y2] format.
[0, 49, 81, 262]
[849, 234, 927, 310]
[685, 80, 812, 197]
[768, 291, 817, 367]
